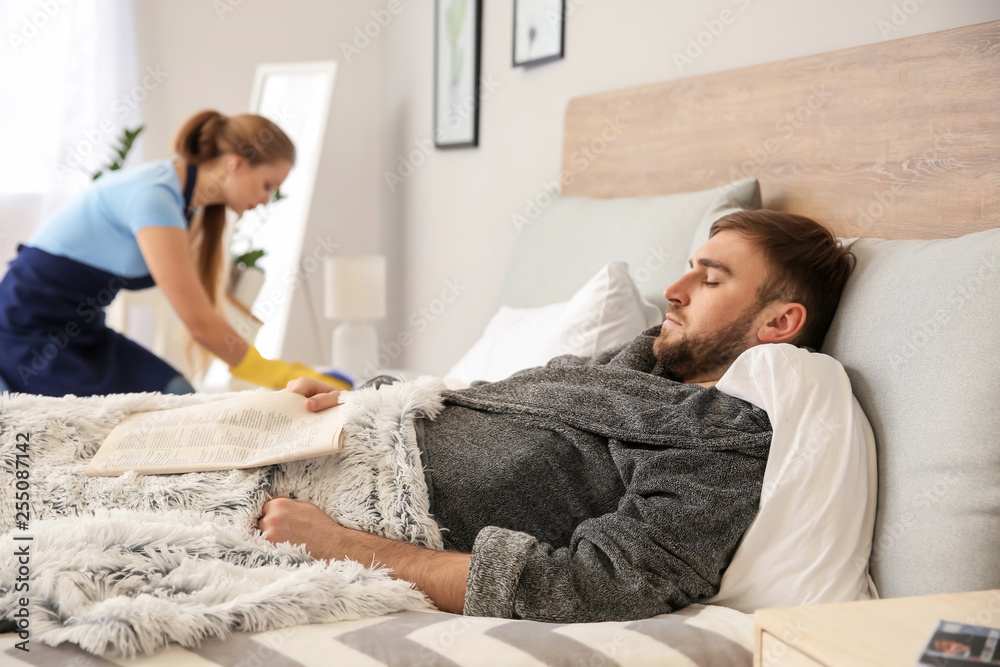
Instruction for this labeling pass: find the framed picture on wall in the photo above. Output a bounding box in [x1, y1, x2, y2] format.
[434, 0, 483, 148]
[513, 0, 565, 67]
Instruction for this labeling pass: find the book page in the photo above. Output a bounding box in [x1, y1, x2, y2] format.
[86, 391, 345, 477]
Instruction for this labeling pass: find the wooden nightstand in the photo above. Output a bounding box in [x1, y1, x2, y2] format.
[755, 589, 1000, 666]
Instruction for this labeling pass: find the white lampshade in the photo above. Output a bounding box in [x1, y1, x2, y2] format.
[324, 256, 387, 321]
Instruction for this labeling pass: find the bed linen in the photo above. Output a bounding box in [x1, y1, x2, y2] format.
[0, 342, 874, 664]
[0, 604, 754, 667]
[0, 379, 757, 665]
[821, 227, 1000, 599]
[0, 315, 875, 663]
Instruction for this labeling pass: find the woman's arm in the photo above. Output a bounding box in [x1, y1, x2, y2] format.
[136, 226, 248, 366]
[137, 226, 352, 390]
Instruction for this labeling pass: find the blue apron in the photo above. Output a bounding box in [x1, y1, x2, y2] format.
[0, 164, 199, 396]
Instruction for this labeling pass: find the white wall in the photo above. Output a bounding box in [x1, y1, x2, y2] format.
[378, 0, 1000, 375]
[131, 0, 1000, 376]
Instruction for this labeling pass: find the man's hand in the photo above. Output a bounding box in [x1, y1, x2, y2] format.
[258, 497, 471, 614]
[258, 497, 343, 558]
[284, 377, 342, 412]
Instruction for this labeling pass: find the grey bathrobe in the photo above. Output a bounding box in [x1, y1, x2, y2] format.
[418, 326, 772, 623]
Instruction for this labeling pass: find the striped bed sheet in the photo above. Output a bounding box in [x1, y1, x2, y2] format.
[0, 604, 754, 667]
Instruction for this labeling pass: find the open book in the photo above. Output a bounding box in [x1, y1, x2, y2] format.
[86, 391, 346, 477]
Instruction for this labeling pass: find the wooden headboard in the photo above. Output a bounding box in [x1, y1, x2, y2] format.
[561, 20, 1000, 240]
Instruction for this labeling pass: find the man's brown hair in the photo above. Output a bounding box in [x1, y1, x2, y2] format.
[710, 210, 856, 350]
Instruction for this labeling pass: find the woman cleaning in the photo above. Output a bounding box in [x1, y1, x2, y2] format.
[0, 109, 351, 396]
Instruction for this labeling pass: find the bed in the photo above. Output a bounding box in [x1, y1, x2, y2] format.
[2, 19, 999, 667]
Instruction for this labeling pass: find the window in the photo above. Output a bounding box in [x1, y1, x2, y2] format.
[0, 0, 140, 196]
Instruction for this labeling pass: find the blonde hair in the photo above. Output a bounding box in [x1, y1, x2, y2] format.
[173, 110, 295, 371]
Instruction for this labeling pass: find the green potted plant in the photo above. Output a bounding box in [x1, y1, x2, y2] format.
[228, 187, 283, 308]
[92, 125, 145, 180]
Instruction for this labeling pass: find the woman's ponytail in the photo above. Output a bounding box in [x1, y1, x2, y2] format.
[175, 110, 294, 167]
[172, 108, 295, 375]
[174, 110, 230, 312]
[174, 110, 229, 164]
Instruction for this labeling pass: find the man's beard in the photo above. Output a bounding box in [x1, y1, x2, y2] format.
[652, 304, 761, 382]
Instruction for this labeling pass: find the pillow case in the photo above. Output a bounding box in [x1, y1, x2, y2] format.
[821, 227, 1000, 599]
[709, 343, 877, 612]
[447, 262, 661, 384]
[498, 178, 760, 310]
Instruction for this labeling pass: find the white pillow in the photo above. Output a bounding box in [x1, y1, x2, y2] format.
[708, 343, 878, 612]
[446, 262, 662, 384]
[822, 229, 1000, 599]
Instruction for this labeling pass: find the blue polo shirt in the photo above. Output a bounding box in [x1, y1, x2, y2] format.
[29, 160, 188, 278]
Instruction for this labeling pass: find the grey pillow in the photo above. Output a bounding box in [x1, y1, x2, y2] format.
[498, 178, 760, 310]
[821, 227, 1000, 599]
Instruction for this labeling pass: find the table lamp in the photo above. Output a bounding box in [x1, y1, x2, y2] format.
[324, 255, 387, 385]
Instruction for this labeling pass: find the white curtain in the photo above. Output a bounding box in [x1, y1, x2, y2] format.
[0, 0, 140, 269]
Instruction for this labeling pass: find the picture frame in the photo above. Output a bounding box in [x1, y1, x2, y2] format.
[513, 0, 565, 67]
[434, 0, 483, 148]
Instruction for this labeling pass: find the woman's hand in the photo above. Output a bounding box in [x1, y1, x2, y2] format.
[284, 376, 342, 412]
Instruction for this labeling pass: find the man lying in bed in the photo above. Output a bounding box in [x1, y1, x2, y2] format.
[258, 210, 855, 623]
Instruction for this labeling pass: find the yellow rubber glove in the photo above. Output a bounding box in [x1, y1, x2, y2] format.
[229, 345, 352, 390]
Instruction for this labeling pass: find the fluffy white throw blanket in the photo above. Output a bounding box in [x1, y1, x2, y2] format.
[0, 378, 447, 656]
